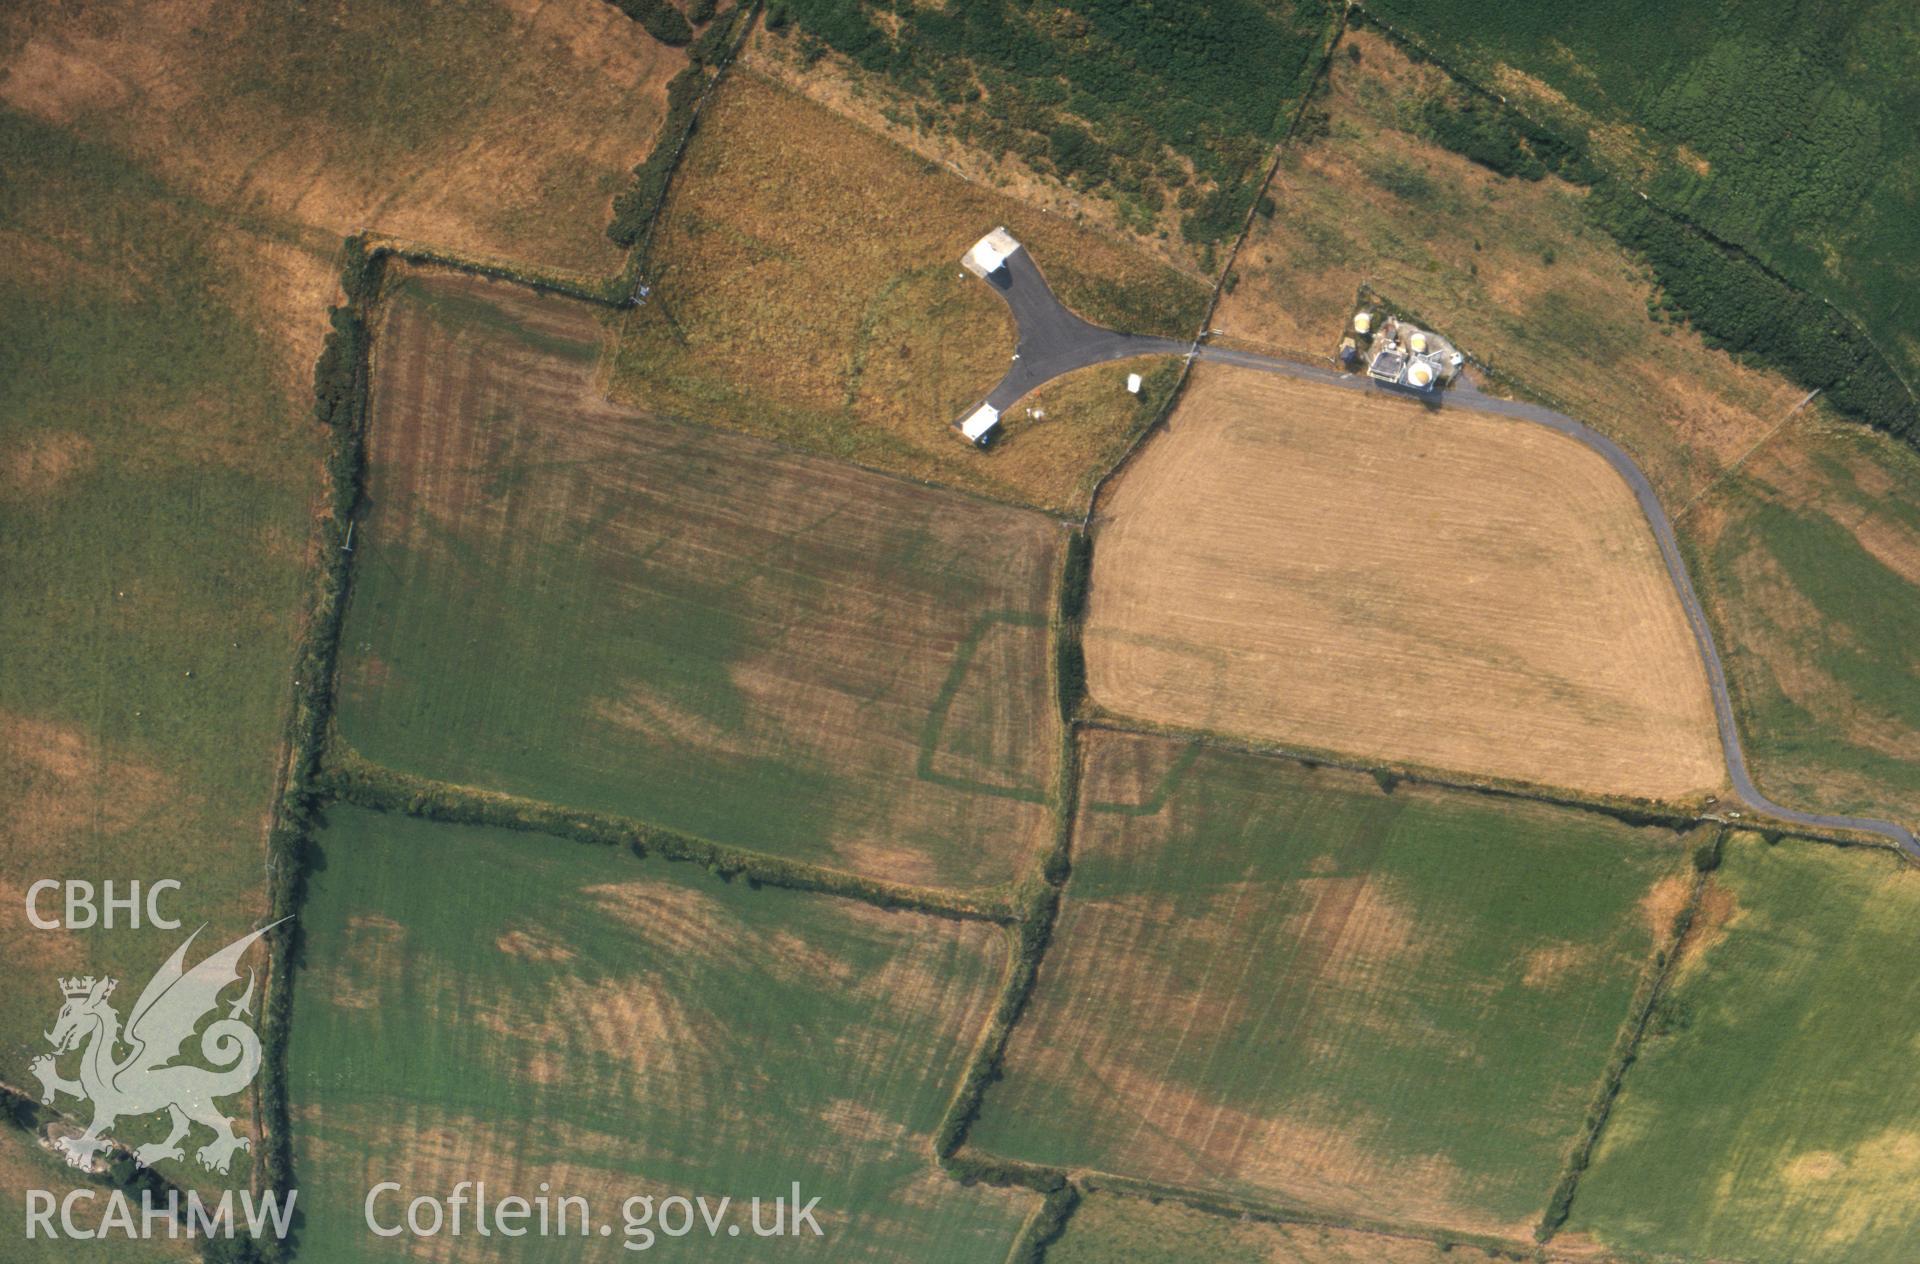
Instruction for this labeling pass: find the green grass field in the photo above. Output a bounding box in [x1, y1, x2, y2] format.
[1045, 1192, 1510, 1264]
[2, 0, 686, 274]
[287, 806, 1031, 1262]
[1693, 424, 1920, 829]
[970, 731, 1690, 1237]
[1569, 833, 1920, 1262]
[0, 1125, 197, 1262]
[0, 109, 317, 1139]
[335, 270, 1062, 890]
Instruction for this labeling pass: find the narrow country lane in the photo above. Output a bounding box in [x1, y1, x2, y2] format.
[975, 246, 1918, 857]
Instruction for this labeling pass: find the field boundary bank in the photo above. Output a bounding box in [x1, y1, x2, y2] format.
[946, 834, 1728, 1263]
[338, 4, 765, 309]
[614, 1, 764, 285]
[318, 753, 1019, 923]
[1349, 3, 1919, 450]
[1537, 831, 1723, 1241]
[953, 1149, 1569, 1264]
[932, 538, 1089, 1170]
[1079, 708, 1900, 858]
[1073, 4, 1352, 530]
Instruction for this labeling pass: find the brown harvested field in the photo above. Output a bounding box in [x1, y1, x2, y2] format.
[1209, 26, 1919, 827]
[1086, 365, 1724, 802]
[1214, 28, 1806, 507]
[335, 267, 1063, 889]
[609, 70, 1209, 511]
[0, 0, 686, 275]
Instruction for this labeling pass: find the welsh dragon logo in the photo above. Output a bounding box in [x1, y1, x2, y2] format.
[29, 921, 284, 1174]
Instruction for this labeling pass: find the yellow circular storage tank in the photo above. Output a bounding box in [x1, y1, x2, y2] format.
[1353, 311, 1372, 334]
[1409, 331, 1428, 353]
[1408, 360, 1434, 388]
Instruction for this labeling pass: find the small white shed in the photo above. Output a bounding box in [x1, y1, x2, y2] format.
[963, 227, 1021, 278]
[960, 404, 1002, 446]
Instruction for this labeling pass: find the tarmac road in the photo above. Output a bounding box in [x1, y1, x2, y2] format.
[976, 249, 1919, 857]
[978, 248, 1185, 413]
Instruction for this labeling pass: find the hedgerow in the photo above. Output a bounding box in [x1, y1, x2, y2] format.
[320, 758, 1013, 922]
[1589, 186, 1917, 443]
[610, 0, 692, 46]
[253, 242, 385, 1261]
[608, 64, 709, 248]
[1362, 8, 1917, 451]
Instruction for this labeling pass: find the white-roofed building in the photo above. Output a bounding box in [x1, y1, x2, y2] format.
[963, 227, 1021, 278]
[959, 404, 1002, 446]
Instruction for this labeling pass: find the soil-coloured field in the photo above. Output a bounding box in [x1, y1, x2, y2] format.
[610, 71, 1208, 510]
[0, 0, 686, 274]
[1086, 364, 1725, 802]
[336, 269, 1062, 889]
[1567, 833, 1920, 1262]
[970, 730, 1688, 1237]
[289, 807, 1031, 1262]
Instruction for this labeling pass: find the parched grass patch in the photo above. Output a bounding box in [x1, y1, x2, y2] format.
[1046, 1192, 1513, 1264]
[337, 268, 1062, 889]
[1086, 365, 1725, 802]
[970, 730, 1689, 1237]
[984, 356, 1181, 515]
[1215, 28, 1920, 830]
[0, 0, 687, 274]
[0, 111, 317, 1141]
[609, 71, 1207, 509]
[1567, 833, 1920, 1263]
[288, 806, 1032, 1263]
[1215, 28, 1807, 506]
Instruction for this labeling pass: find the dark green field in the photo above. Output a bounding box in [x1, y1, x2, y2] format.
[970, 730, 1690, 1237]
[1367, 0, 1920, 441]
[770, 0, 1339, 255]
[288, 806, 1032, 1262]
[1570, 833, 1920, 1262]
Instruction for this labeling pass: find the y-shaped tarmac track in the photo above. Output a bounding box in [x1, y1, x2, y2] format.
[976, 246, 1918, 857]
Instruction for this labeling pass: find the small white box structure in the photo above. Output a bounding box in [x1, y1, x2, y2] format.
[960, 404, 1002, 446]
[1126, 372, 1144, 395]
[963, 227, 1021, 278]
